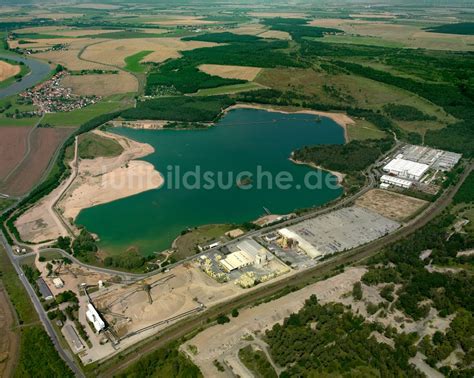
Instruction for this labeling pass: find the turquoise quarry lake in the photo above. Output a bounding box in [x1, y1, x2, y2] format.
[76, 108, 345, 255]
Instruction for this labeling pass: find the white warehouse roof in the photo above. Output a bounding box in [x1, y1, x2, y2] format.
[383, 158, 429, 179]
[381, 175, 412, 188]
[86, 303, 105, 333]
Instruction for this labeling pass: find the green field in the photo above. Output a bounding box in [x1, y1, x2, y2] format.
[78, 131, 124, 159]
[0, 246, 38, 325]
[194, 82, 265, 96]
[0, 95, 40, 127]
[42, 97, 129, 127]
[0, 198, 15, 212]
[174, 224, 234, 261]
[124, 50, 153, 73]
[322, 35, 406, 48]
[347, 119, 387, 141]
[39, 250, 63, 261]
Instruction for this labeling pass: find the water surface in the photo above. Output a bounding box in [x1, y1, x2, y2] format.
[0, 53, 51, 99]
[77, 108, 345, 255]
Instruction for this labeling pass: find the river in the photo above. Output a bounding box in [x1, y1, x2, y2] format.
[0, 53, 51, 99]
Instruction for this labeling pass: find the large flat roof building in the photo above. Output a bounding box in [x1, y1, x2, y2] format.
[383, 158, 429, 181]
[381, 175, 412, 189]
[219, 239, 269, 272]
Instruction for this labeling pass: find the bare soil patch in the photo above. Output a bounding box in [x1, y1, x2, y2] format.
[0, 126, 31, 180]
[2, 127, 73, 196]
[0, 60, 20, 82]
[355, 189, 428, 222]
[198, 64, 261, 81]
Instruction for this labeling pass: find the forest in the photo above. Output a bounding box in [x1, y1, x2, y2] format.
[115, 342, 201, 378]
[293, 138, 394, 173]
[361, 203, 474, 375]
[122, 96, 235, 122]
[265, 296, 422, 377]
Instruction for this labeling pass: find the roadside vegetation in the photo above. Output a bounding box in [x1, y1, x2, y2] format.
[0, 246, 73, 376]
[115, 342, 201, 378]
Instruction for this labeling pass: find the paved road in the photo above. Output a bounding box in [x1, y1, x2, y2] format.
[0, 233, 85, 377]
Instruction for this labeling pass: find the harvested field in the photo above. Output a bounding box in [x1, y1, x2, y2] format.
[0, 126, 31, 181]
[9, 37, 77, 51]
[1, 127, 73, 196]
[310, 18, 474, 51]
[198, 64, 261, 81]
[0, 60, 20, 82]
[228, 24, 267, 36]
[81, 38, 218, 66]
[0, 285, 18, 377]
[355, 189, 428, 222]
[61, 72, 138, 96]
[34, 38, 111, 70]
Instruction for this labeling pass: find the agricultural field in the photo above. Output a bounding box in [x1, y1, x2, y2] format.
[1, 127, 73, 196]
[42, 95, 132, 127]
[198, 64, 262, 81]
[311, 18, 474, 51]
[0, 60, 20, 82]
[60, 72, 138, 96]
[81, 38, 219, 67]
[0, 126, 31, 181]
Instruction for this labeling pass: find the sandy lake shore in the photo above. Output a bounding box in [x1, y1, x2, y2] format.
[290, 157, 346, 185]
[59, 130, 163, 221]
[225, 103, 355, 142]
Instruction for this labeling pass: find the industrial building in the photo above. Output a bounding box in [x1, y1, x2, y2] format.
[64, 324, 85, 353]
[86, 303, 106, 333]
[400, 145, 461, 171]
[36, 277, 54, 301]
[277, 207, 400, 259]
[219, 239, 269, 272]
[383, 158, 429, 181]
[380, 175, 412, 189]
